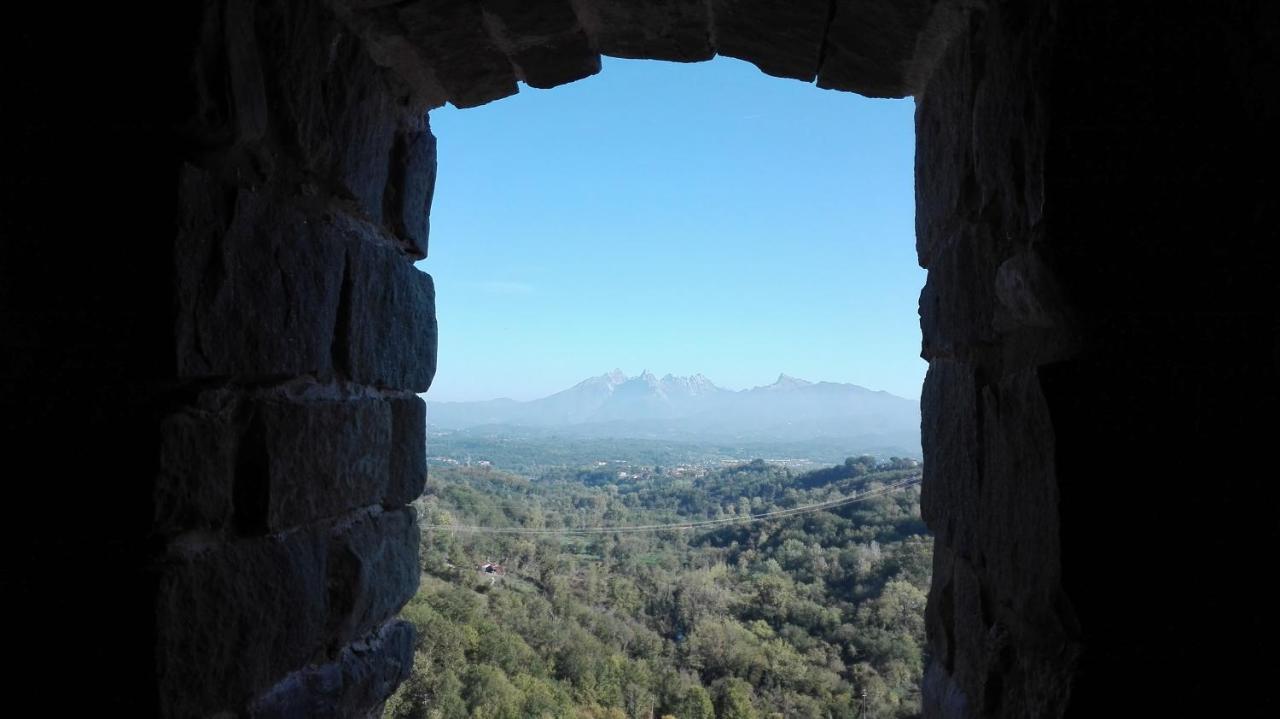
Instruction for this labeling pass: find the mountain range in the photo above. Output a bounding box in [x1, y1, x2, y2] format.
[428, 371, 921, 452]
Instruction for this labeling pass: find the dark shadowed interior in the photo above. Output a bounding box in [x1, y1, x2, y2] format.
[2, 1, 1276, 716]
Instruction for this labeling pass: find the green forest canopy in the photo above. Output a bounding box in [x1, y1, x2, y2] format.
[387, 456, 928, 719]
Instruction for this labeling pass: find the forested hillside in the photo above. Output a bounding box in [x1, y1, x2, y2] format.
[386, 457, 929, 719]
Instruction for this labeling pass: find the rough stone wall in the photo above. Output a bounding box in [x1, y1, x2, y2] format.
[5, 1, 1276, 716]
[916, 1, 1279, 716]
[164, 1, 438, 715]
[331, 0, 966, 105]
[4, 1, 435, 715]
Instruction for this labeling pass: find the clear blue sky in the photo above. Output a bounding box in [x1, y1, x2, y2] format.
[417, 56, 924, 402]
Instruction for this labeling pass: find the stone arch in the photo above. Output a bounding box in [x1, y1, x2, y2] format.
[338, 0, 960, 110]
[2, 1, 1277, 717]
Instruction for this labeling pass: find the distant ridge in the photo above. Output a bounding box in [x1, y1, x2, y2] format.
[429, 371, 920, 451]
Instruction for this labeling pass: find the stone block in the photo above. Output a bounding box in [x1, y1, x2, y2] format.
[946, 552, 990, 701]
[710, 0, 829, 80]
[921, 658, 971, 719]
[920, 360, 982, 556]
[225, 0, 270, 145]
[506, 33, 602, 89]
[156, 529, 330, 717]
[914, 19, 974, 269]
[178, 170, 438, 390]
[249, 620, 416, 719]
[154, 399, 239, 534]
[157, 508, 419, 716]
[246, 398, 393, 532]
[327, 508, 421, 649]
[176, 167, 346, 380]
[357, 24, 452, 112]
[255, 0, 401, 205]
[386, 125, 437, 259]
[969, 0, 1047, 238]
[817, 0, 932, 98]
[977, 370, 1070, 637]
[399, 0, 519, 108]
[993, 249, 1068, 333]
[340, 240, 438, 392]
[924, 542, 957, 671]
[482, 0, 579, 37]
[918, 226, 999, 362]
[581, 0, 714, 62]
[386, 395, 428, 507]
[334, 87, 400, 223]
[481, 0, 601, 88]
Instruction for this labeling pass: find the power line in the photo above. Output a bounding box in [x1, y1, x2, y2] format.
[419, 476, 920, 535]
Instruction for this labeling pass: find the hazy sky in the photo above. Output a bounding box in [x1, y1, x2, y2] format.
[417, 56, 924, 402]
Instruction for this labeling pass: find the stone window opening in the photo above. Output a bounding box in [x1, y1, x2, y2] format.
[7, 2, 1275, 717]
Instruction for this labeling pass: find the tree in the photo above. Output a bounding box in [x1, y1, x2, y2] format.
[713, 677, 760, 719]
[463, 665, 524, 719]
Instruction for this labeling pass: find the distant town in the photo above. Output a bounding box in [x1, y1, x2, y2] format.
[429, 451, 918, 480]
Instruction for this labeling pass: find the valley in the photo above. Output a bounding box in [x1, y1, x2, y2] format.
[386, 455, 929, 719]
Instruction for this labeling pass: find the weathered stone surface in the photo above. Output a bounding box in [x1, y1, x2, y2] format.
[481, 0, 601, 89]
[978, 372, 1063, 609]
[977, 370, 1078, 714]
[915, 5, 1080, 715]
[157, 508, 417, 717]
[176, 166, 347, 380]
[249, 620, 416, 719]
[154, 398, 240, 535]
[506, 32, 602, 90]
[914, 18, 974, 269]
[339, 0, 405, 9]
[817, 0, 932, 98]
[182, 0, 269, 149]
[919, 360, 980, 556]
[399, 0, 519, 108]
[993, 249, 1066, 332]
[340, 239, 438, 392]
[918, 226, 999, 362]
[386, 395, 428, 507]
[333, 87, 400, 223]
[156, 529, 330, 718]
[385, 123, 437, 259]
[327, 508, 421, 649]
[968, 0, 1047, 241]
[249, 398, 393, 531]
[333, 1, 452, 111]
[254, 0, 404, 213]
[177, 167, 433, 389]
[924, 546, 988, 704]
[900, 0, 974, 97]
[224, 0, 270, 145]
[922, 657, 970, 719]
[579, 0, 714, 62]
[710, 0, 830, 81]
[358, 27, 451, 112]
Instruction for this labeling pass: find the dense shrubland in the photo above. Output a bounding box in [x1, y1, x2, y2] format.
[386, 457, 928, 719]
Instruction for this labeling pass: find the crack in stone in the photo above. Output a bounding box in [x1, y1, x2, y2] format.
[331, 249, 354, 379]
[814, 0, 840, 82]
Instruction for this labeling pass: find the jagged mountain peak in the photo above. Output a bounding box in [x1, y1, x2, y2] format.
[753, 373, 813, 390]
[660, 372, 722, 396]
[428, 371, 919, 452]
[572, 371, 625, 390]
